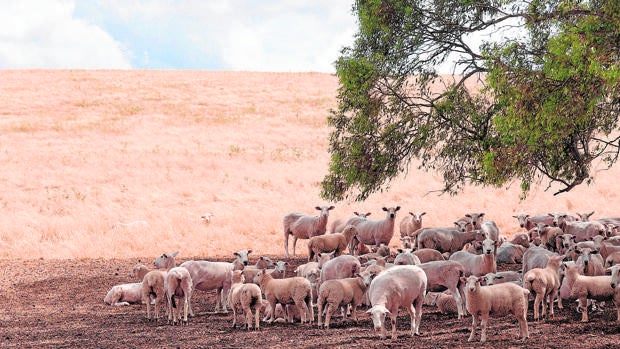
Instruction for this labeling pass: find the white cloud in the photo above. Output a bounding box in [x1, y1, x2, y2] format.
[0, 0, 131, 69]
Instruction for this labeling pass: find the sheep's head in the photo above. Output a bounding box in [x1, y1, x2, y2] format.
[482, 239, 495, 255]
[233, 249, 252, 266]
[609, 265, 620, 288]
[462, 275, 483, 293]
[367, 305, 390, 333]
[382, 206, 400, 219]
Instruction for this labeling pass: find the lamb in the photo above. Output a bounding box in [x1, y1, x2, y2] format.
[366, 265, 427, 340]
[142, 250, 179, 321]
[449, 238, 497, 277]
[104, 282, 143, 306]
[228, 270, 262, 330]
[605, 251, 620, 268]
[413, 248, 445, 263]
[307, 224, 357, 261]
[461, 275, 529, 343]
[522, 254, 565, 321]
[417, 228, 486, 255]
[399, 211, 426, 239]
[283, 205, 335, 257]
[130, 262, 151, 281]
[180, 249, 251, 315]
[393, 248, 422, 265]
[257, 269, 314, 324]
[316, 273, 368, 328]
[482, 271, 523, 286]
[563, 261, 619, 322]
[353, 206, 401, 248]
[400, 236, 414, 249]
[165, 266, 193, 325]
[418, 260, 467, 318]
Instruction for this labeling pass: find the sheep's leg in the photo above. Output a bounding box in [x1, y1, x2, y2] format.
[533, 293, 541, 321]
[579, 297, 589, 322]
[413, 295, 423, 336]
[146, 296, 152, 320]
[182, 296, 189, 325]
[292, 236, 298, 257]
[449, 288, 465, 319]
[540, 287, 548, 319]
[253, 305, 261, 330]
[480, 314, 489, 343]
[296, 300, 309, 324]
[390, 311, 398, 340]
[308, 299, 315, 325]
[324, 303, 333, 328]
[317, 298, 324, 327]
[351, 304, 358, 323]
[517, 311, 529, 340]
[548, 289, 557, 319]
[468, 313, 478, 342]
[407, 304, 416, 338]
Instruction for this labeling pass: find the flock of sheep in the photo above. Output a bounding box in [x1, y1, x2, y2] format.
[104, 205, 620, 343]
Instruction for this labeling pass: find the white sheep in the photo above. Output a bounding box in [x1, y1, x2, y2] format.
[257, 269, 314, 324]
[329, 211, 370, 234]
[563, 261, 619, 322]
[141, 250, 180, 321]
[307, 224, 357, 261]
[393, 248, 422, 265]
[165, 266, 193, 325]
[283, 205, 335, 258]
[417, 228, 486, 255]
[461, 275, 529, 343]
[316, 274, 368, 328]
[412, 248, 445, 263]
[605, 251, 620, 268]
[481, 271, 523, 286]
[608, 264, 620, 322]
[522, 254, 565, 321]
[399, 211, 426, 238]
[228, 270, 262, 330]
[354, 206, 401, 248]
[418, 260, 467, 318]
[104, 282, 143, 306]
[425, 292, 459, 314]
[366, 265, 427, 340]
[449, 238, 497, 277]
[129, 261, 151, 281]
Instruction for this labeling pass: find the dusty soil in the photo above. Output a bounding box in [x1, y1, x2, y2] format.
[1, 256, 619, 349]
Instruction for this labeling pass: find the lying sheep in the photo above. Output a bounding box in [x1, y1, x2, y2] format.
[496, 242, 526, 264]
[165, 266, 193, 325]
[413, 248, 445, 263]
[104, 282, 143, 306]
[510, 233, 530, 248]
[316, 272, 368, 328]
[449, 239, 497, 277]
[366, 265, 427, 340]
[393, 248, 421, 266]
[461, 275, 529, 343]
[284, 205, 335, 258]
[605, 251, 620, 268]
[425, 292, 458, 314]
[258, 269, 314, 324]
[523, 254, 565, 321]
[308, 224, 357, 262]
[563, 261, 618, 322]
[228, 270, 262, 330]
[482, 271, 523, 286]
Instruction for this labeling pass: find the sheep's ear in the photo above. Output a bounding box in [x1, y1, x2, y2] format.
[395, 206, 401, 211]
[234, 252, 240, 257]
[591, 250, 599, 254]
[465, 214, 472, 218]
[496, 275, 504, 279]
[382, 207, 388, 211]
[478, 276, 484, 283]
[397, 248, 403, 253]
[459, 276, 467, 283]
[315, 206, 322, 211]
[328, 206, 335, 210]
[247, 249, 253, 254]
[171, 251, 179, 257]
[420, 212, 426, 216]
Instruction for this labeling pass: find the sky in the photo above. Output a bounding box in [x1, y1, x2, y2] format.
[0, 1, 358, 72]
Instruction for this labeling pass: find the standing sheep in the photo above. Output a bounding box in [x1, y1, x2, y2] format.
[366, 265, 427, 340]
[165, 266, 193, 325]
[522, 254, 565, 321]
[258, 269, 314, 324]
[449, 239, 497, 277]
[142, 250, 179, 322]
[228, 270, 262, 330]
[461, 275, 530, 343]
[563, 262, 619, 322]
[399, 211, 426, 239]
[316, 272, 368, 328]
[307, 225, 357, 262]
[283, 205, 335, 258]
[354, 206, 401, 249]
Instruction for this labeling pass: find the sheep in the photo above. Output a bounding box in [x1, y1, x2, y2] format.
[228, 270, 262, 330]
[449, 238, 497, 277]
[307, 224, 357, 261]
[295, 262, 321, 303]
[461, 212, 485, 230]
[426, 292, 459, 314]
[165, 266, 193, 325]
[555, 233, 576, 255]
[418, 260, 467, 319]
[399, 211, 426, 239]
[593, 237, 620, 260]
[512, 213, 554, 231]
[510, 233, 530, 248]
[562, 221, 606, 242]
[393, 248, 421, 265]
[576, 211, 595, 222]
[608, 265, 620, 322]
[180, 249, 251, 315]
[257, 269, 314, 324]
[400, 236, 414, 249]
[141, 250, 179, 321]
[330, 211, 370, 234]
[241, 256, 275, 284]
[251, 261, 289, 284]
[575, 247, 605, 277]
[548, 212, 577, 228]
[461, 275, 529, 343]
[413, 248, 445, 263]
[496, 242, 526, 264]
[130, 262, 151, 281]
[417, 228, 486, 255]
[353, 206, 401, 249]
[482, 271, 523, 286]
[319, 254, 362, 288]
[200, 212, 214, 224]
[366, 265, 427, 340]
[481, 221, 500, 247]
[535, 224, 564, 252]
[521, 246, 557, 276]
[283, 205, 335, 258]
[522, 254, 565, 321]
[605, 251, 620, 268]
[563, 261, 619, 322]
[104, 282, 143, 306]
[316, 273, 368, 328]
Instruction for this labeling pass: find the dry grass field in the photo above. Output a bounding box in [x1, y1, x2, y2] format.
[1, 70, 620, 348]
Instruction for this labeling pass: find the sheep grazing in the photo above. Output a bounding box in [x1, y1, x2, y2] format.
[366, 265, 427, 340]
[418, 260, 467, 319]
[257, 269, 314, 324]
[316, 273, 368, 328]
[104, 282, 143, 306]
[283, 205, 335, 258]
[462, 275, 529, 343]
[165, 266, 193, 325]
[354, 206, 401, 249]
[180, 249, 251, 315]
[417, 228, 486, 255]
[449, 238, 497, 277]
[399, 211, 426, 238]
[307, 224, 357, 262]
[522, 254, 565, 321]
[228, 270, 262, 330]
[563, 261, 618, 322]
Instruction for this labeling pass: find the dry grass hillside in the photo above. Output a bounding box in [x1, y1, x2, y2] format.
[1, 70, 619, 259]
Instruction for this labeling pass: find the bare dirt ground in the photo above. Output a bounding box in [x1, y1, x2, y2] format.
[2, 256, 619, 349]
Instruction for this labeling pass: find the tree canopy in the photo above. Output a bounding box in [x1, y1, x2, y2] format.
[321, 0, 620, 202]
